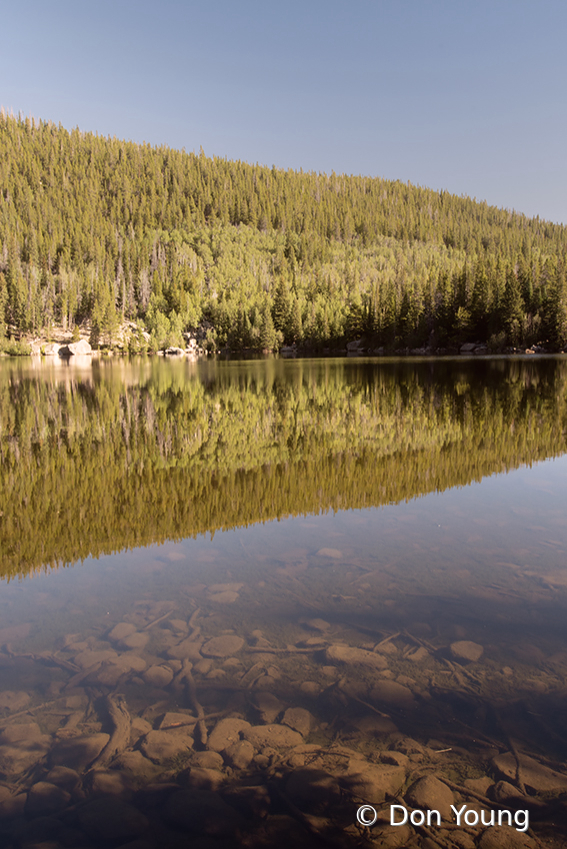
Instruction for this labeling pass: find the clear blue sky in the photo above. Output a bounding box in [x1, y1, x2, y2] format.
[2, 0, 565, 223]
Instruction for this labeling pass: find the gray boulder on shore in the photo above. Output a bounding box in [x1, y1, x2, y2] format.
[59, 339, 92, 356]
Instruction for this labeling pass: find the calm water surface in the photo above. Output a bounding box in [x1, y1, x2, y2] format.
[1, 356, 567, 848]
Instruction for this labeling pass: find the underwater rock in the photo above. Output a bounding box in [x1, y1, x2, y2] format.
[489, 780, 528, 804]
[0, 722, 51, 775]
[0, 691, 30, 711]
[192, 751, 224, 770]
[405, 775, 455, 820]
[201, 635, 245, 658]
[130, 716, 152, 742]
[183, 766, 225, 791]
[208, 582, 243, 594]
[492, 751, 567, 793]
[300, 681, 322, 696]
[208, 591, 240, 603]
[143, 664, 174, 687]
[50, 733, 110, 770]
[478, 827, 537, 849]
[450, 640, 484, 662]
[251, 692, 284, 723]
[73, 649, 118, 669]
[208, 718, 251, 753]
[166, 638, 204, 661]
[25, 781, 70, 816]
[282, 707, 315, 737]
[108, 622, 137, 642]
[326, 645, 388, 670]
[340, 760, 406, 802]
[120, 632, 149, 650]
[370, 680, 416, 708]
[304, 618, 331, 632]
[112, 750, 158, 781]
[89, 768, 131, 796]
[45, 765, 80, 790]
[223, 739, 255, 769]
[193, 658, 213, 675]
[140, 729, 193, 763]
[242, 724, 303, 749]
[158, 712, 196, 731]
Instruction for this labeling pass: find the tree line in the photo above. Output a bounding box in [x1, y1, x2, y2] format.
[1, 112, 567, 352]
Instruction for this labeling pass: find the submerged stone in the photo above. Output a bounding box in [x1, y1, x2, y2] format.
[492, 752, 567, 793]
[326, 644, 388, 669]
[50, 733, 110, 770]
[0, 691, 30, 711]
[223, 739, 254, 769]
[201, 635, 245, 657]
[405, 775, 455, 820]
[208, 717, 251, 753]
[282, 707, 315, 737]
[25, 781, 71, 816]
[0, 722, 51, 775]
[450, 640, 484, 662]
[370, 680, 416, 708]
[242, 724, 303, 749]
[141, 729, 193, 763]
[340, 761, 406, 802]
[108, 622, 137, 642]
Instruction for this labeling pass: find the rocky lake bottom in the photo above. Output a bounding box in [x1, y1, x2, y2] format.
[2, 478, 567, 849]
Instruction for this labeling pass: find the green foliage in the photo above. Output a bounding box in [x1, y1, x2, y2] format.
[0, 337, 31, 356]
[1, 113, 567, 351]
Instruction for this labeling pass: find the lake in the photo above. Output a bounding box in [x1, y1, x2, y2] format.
[0, 355, 566, 848]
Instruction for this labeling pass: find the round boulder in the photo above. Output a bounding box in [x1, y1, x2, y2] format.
[450, 641, 484, 662]
[201, 636, 245, 658]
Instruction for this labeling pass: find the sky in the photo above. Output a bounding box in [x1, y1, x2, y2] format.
[2, 0, 566, 224]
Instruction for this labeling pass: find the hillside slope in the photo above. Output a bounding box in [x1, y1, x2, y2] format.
[1, 113, 566, 351]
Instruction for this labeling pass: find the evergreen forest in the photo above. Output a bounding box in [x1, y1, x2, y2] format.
[1, 357, 566, 579]
[1, 113, 567, 352]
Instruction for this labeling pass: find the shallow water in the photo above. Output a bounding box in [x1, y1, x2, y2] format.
[1, 355, 567, 848]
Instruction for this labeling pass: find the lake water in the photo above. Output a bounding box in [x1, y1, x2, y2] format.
[1, 355, 566, 848]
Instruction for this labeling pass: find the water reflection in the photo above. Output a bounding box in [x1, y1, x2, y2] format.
[1, 356, 566, 579]
[0, 357, 567, 847]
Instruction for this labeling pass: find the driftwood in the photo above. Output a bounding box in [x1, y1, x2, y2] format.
[65, 661, 104, 689]
[89, 694, 132, 769]
[3, 646, 79, 673]
[176, 659, 207, 746]
[143, 608, 176, 630]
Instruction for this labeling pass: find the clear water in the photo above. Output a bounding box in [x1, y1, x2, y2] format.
[1, 355, 566, 848]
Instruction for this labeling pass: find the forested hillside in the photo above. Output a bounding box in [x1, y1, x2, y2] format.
[1, 112, 567, 352]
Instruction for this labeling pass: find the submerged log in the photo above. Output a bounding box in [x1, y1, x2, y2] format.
[89, 694, 131, 769]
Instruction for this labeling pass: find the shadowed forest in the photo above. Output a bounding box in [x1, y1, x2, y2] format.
[1, 114, 567, 352]
[1, 357, 566, 579]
